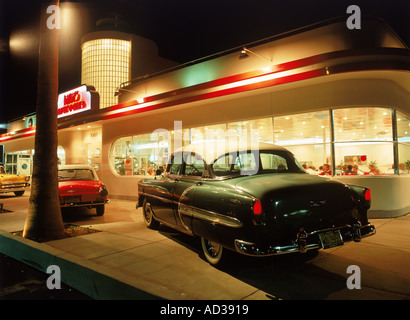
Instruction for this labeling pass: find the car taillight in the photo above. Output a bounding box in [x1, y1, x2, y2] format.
[253, 200, 262, 215]
[365, 189, 371, 201]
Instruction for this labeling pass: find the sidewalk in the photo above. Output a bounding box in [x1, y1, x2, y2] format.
[0, 196, 409, 300]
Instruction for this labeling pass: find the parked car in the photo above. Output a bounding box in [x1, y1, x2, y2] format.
[58, 165, 109, 216]
[0, 165, 30, 196]
[137, 142, 376, 266]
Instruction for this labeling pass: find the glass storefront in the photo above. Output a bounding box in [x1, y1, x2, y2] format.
[397, 111, 410, 174]
[274, 110, 331, 174]
[110, 133, 172, 176]
[5, 146, 66, 175]
[109, 107, 410, 177]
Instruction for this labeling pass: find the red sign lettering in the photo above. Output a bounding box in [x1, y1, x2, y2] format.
[58, 86, 92, 118]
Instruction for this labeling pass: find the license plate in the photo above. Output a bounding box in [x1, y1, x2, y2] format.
[63, 196, 81, 204]
[319, 230, 343, 249]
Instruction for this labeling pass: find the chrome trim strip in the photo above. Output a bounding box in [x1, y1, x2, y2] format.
[140, 192, 177, 205]
[178, 203, 243, 228]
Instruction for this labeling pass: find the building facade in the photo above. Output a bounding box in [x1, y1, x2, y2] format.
[1, 17, 409, 218]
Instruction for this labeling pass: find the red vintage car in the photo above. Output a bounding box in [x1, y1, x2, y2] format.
[58, 165, 109, 216]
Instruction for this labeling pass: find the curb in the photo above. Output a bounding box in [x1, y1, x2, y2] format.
[0, 230, 163, 300]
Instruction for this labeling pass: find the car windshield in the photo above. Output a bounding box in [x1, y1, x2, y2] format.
[58, 169, 95, 181]
[211, 150, 306, 177]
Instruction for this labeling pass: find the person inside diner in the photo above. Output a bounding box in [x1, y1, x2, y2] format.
[368, 164, 380, 175]
[344, 165, 356, 175]
[319, 163, 331, 176]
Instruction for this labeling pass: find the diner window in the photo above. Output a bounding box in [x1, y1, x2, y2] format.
[110, 133, 170, 176]
[227, 118, 273, 144]
[397, 111, 410, 174]
[333, 107, 394, 175]
[190, 123, 227, 144]
[274, 111, 331, 175]
[334, 142, 394, 175]
[333, 107, 393, 142]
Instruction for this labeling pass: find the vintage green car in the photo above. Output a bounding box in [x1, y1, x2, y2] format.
[137, 142, 376, 266]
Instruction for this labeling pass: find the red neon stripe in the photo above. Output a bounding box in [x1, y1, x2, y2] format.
[102, 68, 326, 120]
[106, 48, 407, 110]
[2, 48, 408, 140]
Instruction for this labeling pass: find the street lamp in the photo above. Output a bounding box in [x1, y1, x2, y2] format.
[114, 87, 145, 104]
[238, 47, 272, 63]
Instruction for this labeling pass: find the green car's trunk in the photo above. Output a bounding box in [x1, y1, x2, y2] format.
[235, 173, 358, 244]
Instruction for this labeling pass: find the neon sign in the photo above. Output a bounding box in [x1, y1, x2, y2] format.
[57, 85, 98, 118]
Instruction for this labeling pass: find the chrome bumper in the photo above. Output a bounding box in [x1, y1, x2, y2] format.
[60, 199, 110, 208]
[0, 184, 30, 193]
[234, 223, 376, 257]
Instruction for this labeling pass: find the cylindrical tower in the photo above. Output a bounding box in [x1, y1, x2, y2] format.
[81, 17, 132, 109]
[81, 15, 177, 109]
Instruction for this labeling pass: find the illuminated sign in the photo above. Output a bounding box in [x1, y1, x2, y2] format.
[57, 85, 99, 118]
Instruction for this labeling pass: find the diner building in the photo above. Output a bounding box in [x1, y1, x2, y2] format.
[1, 16, 409, 218]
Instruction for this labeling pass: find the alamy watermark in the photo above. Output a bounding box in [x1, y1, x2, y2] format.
[46, 4, 362, 31]
[346, 5, 362, 30]
[46, 265, 61, 290]
[46, 5, 61, 30]
[346, 265, 361, 290]
[150, 121, 260, 175]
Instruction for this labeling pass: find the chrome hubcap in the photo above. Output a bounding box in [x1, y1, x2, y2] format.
[205, 240, 221, 257]
[144, 204, 153, 223]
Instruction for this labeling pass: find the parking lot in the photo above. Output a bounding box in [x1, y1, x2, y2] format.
[0, 191, 409, 300]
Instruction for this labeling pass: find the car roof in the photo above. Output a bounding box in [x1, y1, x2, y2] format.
[173, 141, 290, 163]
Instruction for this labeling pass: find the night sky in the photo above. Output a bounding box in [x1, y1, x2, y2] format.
[0, 0, 408, 124]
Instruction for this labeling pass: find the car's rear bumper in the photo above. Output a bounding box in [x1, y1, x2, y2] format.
[234, 223, 376, 256]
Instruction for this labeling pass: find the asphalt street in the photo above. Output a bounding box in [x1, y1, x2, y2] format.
[0, 253, 91, 300]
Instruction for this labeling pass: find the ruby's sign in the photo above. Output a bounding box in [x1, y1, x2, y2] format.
[57, 85, 99, 118]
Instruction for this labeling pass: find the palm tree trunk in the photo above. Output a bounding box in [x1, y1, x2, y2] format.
[23, 0, 65, 242]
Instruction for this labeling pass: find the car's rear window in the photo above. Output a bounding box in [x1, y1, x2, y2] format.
[211, 150, 305, 177]
[58, 169, 95, 181]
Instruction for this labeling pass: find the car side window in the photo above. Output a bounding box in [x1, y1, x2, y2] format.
[212, 153, 241, 176]
[169, 153, 183, 175]
[183, 152, 204, 177]
[260, 153, 288, 170]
